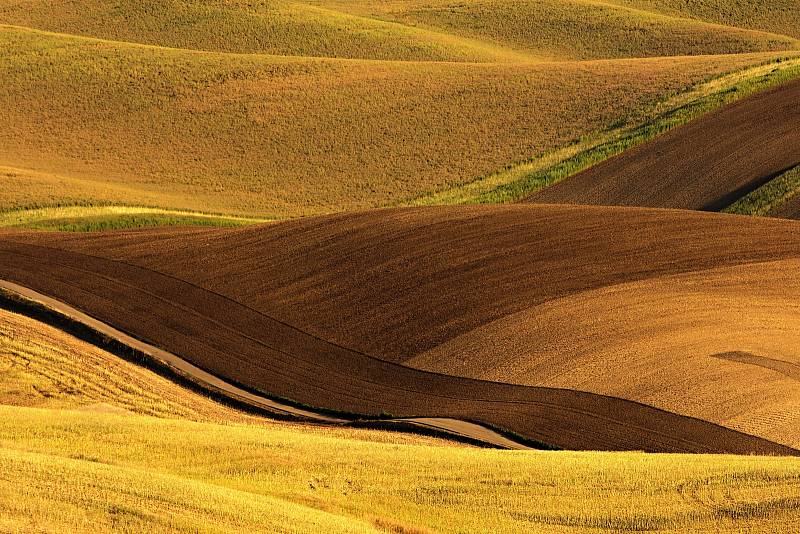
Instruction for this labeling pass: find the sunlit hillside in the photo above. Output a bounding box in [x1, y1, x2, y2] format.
[310, 0, 798, 60]
[1, 308, 798, 533]
[1, 0, 798, 222]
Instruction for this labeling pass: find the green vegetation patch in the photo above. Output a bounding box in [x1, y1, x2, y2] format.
[724, 166, 800, 216]
[0, 206, 269, 231]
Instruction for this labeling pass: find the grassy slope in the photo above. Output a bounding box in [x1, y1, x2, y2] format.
[0, 306, 447, 445]
[724, 166, 800, 217]
[616, 0, 800, 40]
[0, 25, 778, 219]
[1, 308, 799, 533]
[4, 0, 797, 62]
[311, 0, 798, 60]
[0, 0, 518, 62]
[4, 406, 800, 534]
[409, 56, 800, 205]
[2, 0, 799, 223]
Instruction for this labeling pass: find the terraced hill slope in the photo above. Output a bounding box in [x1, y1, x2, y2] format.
[2, 204, 799, 452]
[527, 76, 800, 210]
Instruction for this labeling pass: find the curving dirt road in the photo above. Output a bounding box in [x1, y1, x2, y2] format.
[0, 280, 531, 450]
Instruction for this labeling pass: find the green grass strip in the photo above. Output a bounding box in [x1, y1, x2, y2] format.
[477, 59, 800, 203]
[723, 165, 800, 216]
[0, 205, 271, 232]
[405, 56, 800, 206]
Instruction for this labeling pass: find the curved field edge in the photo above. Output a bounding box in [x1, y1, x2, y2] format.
[0, 205, 272, 231]
[724, 165, 800, 217]
[404, 54, 800, 206]
[0, 304, 464, 449]
[3, 405, 800, 533]
[1, 217, 797, 456]
[0, 282, 543, 450]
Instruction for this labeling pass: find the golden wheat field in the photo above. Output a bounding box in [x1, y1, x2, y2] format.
[1, 308, 799, 534]
[1, 24, 783, 218]
[617, 0, 800, 39]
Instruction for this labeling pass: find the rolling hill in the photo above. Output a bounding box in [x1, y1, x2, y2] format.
[1, 0, 798, 221]
[1, 24, 777, 218]
[0, 0, 516, 62]
[2, 204, 799, 452]
[2, 306, 799, 532]
[4, 0, 800, 530]
[617, 0, 800, 40]
[310, 0, 799, 60]
[4, 405, 800, 533]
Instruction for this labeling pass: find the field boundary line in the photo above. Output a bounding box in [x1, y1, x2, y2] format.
[0, 280, 533, 450]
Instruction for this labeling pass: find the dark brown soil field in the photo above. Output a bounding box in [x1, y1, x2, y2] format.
[526, 78, 800, 210]
[3, 205, 800, 454]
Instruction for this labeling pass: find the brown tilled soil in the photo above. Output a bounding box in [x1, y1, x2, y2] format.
[410, 259, 800, 448]
[3, 205, 800, 453]
[526, 78, 800, 210]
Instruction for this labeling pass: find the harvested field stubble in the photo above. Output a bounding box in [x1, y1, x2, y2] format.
[0, 0, 519, 61]
[1, 404, 800, 533]
[617, 0, 800, 40]
[309, 0, 799, 60]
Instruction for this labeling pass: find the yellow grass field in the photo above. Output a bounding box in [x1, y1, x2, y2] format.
[0, 306, 444, 444]
[1, 0, 799, 223]
[310, 0, 798, 60]
[617, 0, 800, 40]
[0, 0, 515, 62]
[0, 23, 786, 218]
[1, 308, 799, 533]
